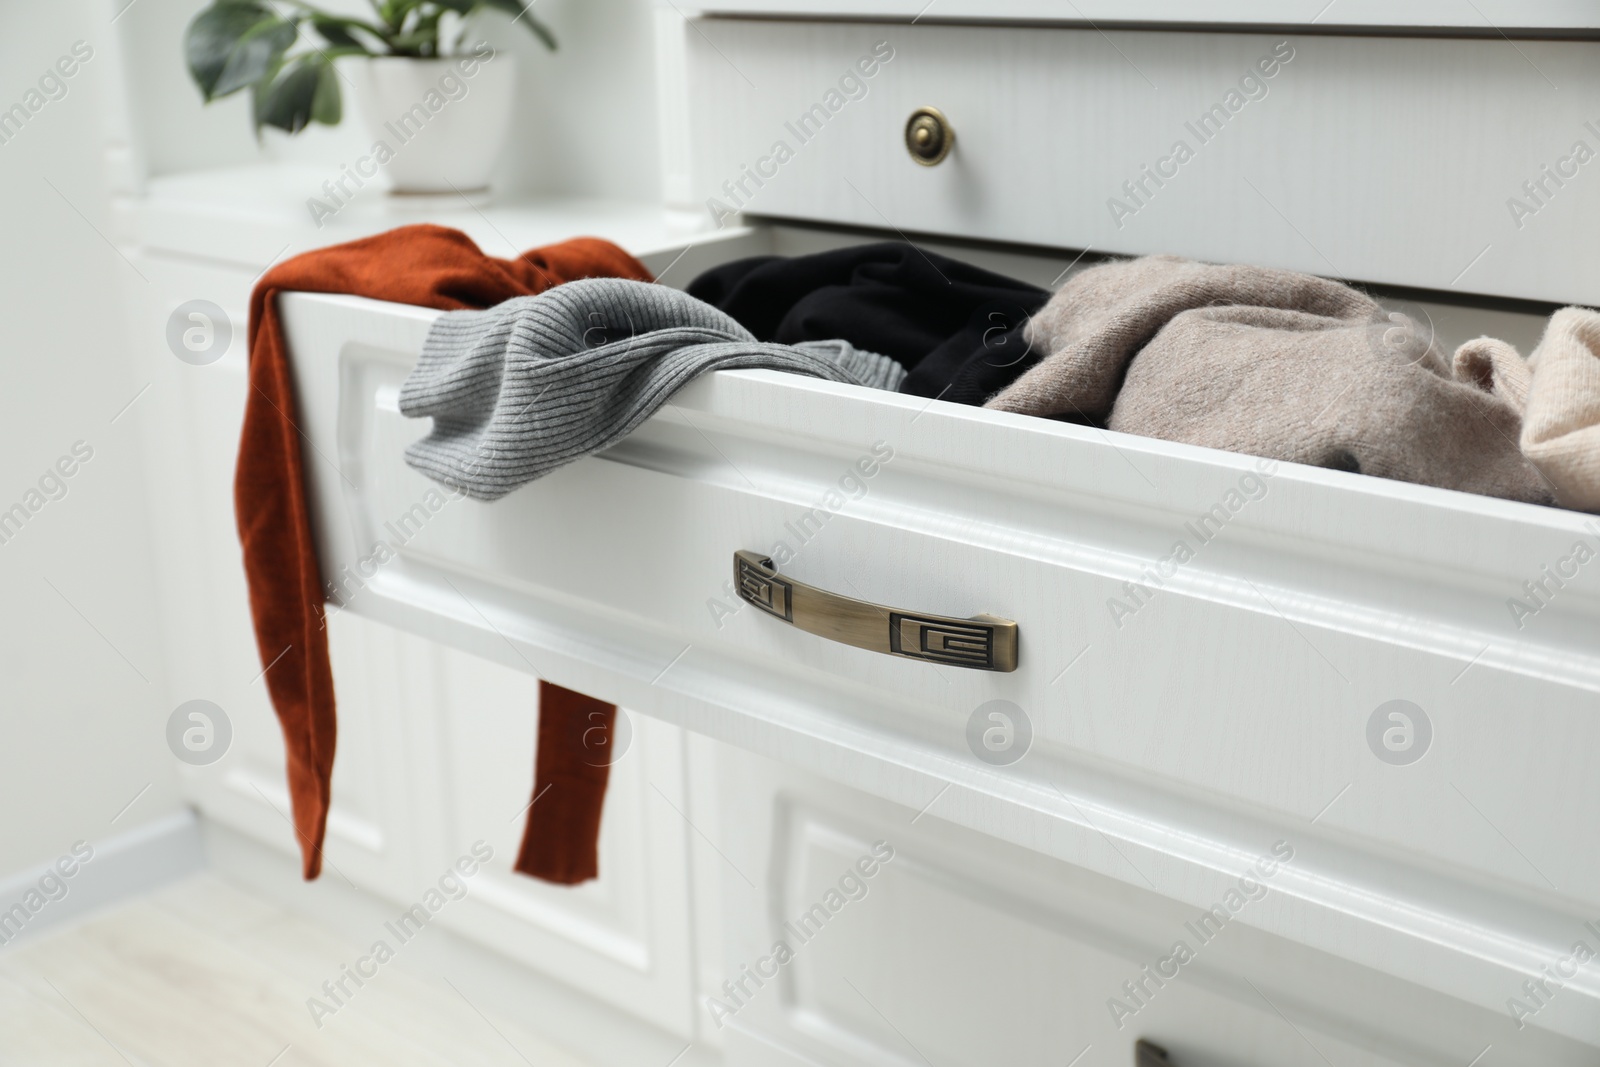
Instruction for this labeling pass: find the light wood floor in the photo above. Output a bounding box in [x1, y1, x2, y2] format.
[0, 873, 600, 1067]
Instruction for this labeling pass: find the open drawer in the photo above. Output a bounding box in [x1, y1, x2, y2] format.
[279, 221, 1600, 1047]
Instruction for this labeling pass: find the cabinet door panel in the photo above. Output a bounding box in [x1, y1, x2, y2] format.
[424, 645, 699, 1037]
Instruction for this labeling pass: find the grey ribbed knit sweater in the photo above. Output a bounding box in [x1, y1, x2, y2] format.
[399, 278, 906, 500]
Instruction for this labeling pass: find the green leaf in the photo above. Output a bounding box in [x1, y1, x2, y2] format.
[309, 57, 342, 124]
[186, 1, 299, 101]
[432, 0, 476, 12]
[186, 1, 270, 97]
[253, 54, 341, 135]
[379, 0, 424, 30]
[474, 0, 559, 50]
[219, 18, 300, 96]
[303, 12, 393, 53]
[310, 17, 361, 49]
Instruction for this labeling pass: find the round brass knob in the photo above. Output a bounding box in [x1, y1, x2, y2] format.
[905, 106, 954, 166]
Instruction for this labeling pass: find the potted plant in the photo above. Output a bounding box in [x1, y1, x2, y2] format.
[184, 1, 556, 194]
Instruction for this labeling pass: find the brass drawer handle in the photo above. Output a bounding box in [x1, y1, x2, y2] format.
[905, 106, 954, 166]
[733, 551, 1018, 671]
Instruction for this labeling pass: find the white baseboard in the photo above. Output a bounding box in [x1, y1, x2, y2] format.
[201, 819, 719, 1067]
[0, 809, 204, 950]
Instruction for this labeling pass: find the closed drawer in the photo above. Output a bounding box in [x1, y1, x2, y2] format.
[713, 746, 1599, 1067]
[280, 229, 1600, 1047]
[683, 19, 1600, 306]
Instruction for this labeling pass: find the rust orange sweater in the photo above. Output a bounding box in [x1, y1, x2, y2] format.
[237, 224, 651, 881]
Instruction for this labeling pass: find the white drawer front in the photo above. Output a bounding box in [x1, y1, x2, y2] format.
[280, 281, 1600, 1047]
[685, 20, 1600, 306]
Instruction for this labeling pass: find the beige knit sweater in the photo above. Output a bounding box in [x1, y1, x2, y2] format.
[987, 255, 1558, 506]
[1521, 308, 1600, 511]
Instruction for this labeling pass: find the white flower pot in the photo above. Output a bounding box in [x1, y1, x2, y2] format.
[349, 53, 516, 195]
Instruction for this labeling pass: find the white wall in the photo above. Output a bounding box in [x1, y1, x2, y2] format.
[0, 2, 182, 871]
[494, 0, 663, 202]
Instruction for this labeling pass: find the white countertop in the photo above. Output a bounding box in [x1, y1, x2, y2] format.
[117, 164, 744, 279]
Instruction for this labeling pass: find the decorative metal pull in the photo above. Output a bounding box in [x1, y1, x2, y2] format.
[733, 551, 1018, 672]
[905, 106, 954, 166]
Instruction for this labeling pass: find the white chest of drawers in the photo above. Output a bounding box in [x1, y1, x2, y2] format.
[129, 5, 1600, 1065]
